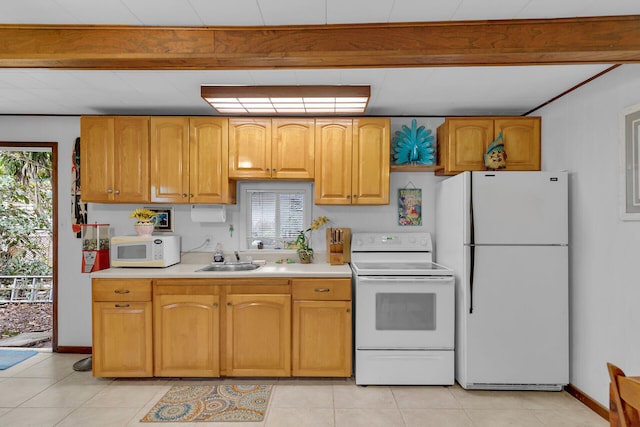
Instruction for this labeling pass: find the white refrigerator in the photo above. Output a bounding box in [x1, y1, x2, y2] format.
[435, 171, 569, 390]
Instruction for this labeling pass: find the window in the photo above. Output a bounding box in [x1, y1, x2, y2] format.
[240, 182, 312, 250]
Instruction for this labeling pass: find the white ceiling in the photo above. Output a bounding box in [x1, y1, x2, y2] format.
[0, 0, 638, 116]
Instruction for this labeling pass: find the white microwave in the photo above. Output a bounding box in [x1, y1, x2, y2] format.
[110, 235, 181, 267]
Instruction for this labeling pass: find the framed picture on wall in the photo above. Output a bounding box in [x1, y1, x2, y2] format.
[620, 103, 640, 220]
[145, 207, 174, 232]
[398, 188, 422, 226]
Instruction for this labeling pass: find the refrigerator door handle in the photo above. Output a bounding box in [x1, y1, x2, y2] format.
[469, 172, 475, 314]
[469, 244, 475, 314]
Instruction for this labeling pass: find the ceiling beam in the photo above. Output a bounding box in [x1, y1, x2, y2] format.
[1, 15, 639, 70]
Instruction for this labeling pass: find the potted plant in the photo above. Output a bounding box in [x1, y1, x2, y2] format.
[129, 208, 157, 237]
[295, 216, 329, 264]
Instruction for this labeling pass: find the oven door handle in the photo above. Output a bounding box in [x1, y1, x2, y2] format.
[357, 276, 452, 282]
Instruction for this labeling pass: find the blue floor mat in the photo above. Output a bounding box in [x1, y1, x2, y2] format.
[0, 349, 38, 370]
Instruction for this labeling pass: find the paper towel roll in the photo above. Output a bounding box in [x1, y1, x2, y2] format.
[191, 205, 226, 223]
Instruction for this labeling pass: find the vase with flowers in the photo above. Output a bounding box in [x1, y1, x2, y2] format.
[294, 216, 329, 264]
[130, 208, 158, 237]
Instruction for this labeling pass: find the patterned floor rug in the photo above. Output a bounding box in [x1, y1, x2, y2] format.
[141, 384, 272, 423]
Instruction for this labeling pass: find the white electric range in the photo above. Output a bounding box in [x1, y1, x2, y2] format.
[350, 232, 455, 385]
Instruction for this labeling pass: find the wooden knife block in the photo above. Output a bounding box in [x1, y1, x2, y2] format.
[326, 228, 351, 265]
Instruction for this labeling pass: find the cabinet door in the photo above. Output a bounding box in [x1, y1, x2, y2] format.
[154, 294, 220, 377]
[150, 117, 190, 203]
[229, 118, 272, 178]
[272, 118, 314, 179]
[225, 294, 291, 376]
[190, 117, 234, 203]
[495, 117, 541, 171]
[352, 118, 390, 205]
[113, 116, 150, 202]
[81, 116, 114, 202]
[92, 301, 152, 377]
[314, 119, 353, 204]
[292, 300, 352, 377]
[446, 118, 493, 173]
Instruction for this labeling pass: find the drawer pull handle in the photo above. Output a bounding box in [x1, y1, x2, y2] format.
[115, 304, 130, 308]
[314, 288, 331, 293]
[227, 302, 232, 307]
[114, 289, 130, 294]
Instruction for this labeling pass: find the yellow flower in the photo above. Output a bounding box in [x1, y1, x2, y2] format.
[309, 216, 329, 231]
[129, 208, 157, 223]
[295, 216, 330, 253]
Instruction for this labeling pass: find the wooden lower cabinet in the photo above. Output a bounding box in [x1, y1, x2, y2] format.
[92, 279, 153, 377]
[225, 293, 291, 377]
[292, 278, 352, 377]
[92, 277, 352, 378]
[154, 293, 220, 377]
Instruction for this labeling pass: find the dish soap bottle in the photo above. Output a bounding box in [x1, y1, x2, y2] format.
[213, 243, 224, 263]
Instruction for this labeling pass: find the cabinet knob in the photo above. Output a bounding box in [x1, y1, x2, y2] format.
[106, 189, 113, 194]
[353, 194, 358, 199]
[114, 189, 120, 195]
[114, 289, 130, 294]
[346, 195, 351, 199]
[115, 304, 130, 308]
[314, 288, 330, 293]
[182, 193, 187, 198]
[189, 194, 193, 198]
[272, 168, 277, 172]
[227, 302, 232, 307]
[346, 308, 351, 313]
[213, 303, 219, 308]
[265, 168, 270, 172]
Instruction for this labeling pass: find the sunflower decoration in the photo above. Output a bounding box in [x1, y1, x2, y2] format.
[392, 119, 436, 165]
[129, 208, 158, 225]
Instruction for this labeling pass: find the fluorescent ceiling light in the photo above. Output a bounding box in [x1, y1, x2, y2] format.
[201, 85, 370, 115]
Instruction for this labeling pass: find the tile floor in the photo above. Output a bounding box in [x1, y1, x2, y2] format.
[0, 350, 607, 427]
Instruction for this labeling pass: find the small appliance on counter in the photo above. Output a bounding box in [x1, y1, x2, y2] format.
[81, 223, 110, 273]
[110, 235, 181, 267]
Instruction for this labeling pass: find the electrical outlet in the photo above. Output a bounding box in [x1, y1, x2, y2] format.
[202, 234, 217, 251]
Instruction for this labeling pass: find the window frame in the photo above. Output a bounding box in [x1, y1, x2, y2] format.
[238, 181, 313, 251]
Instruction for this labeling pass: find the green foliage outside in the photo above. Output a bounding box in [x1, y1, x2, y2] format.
[0, 151, 53, 276]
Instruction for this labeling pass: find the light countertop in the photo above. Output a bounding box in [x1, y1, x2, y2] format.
[91, 252, 352, 279]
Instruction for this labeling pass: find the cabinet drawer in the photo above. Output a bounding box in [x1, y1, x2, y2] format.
[92, 279, 152, 302]
[292, 279, 351, 301]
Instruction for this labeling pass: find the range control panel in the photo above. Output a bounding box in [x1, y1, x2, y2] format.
[351, 232, 432, 252]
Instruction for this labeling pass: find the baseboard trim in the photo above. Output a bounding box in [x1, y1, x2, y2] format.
[57, 346, 91, 354]
[565, 383, 609, 421]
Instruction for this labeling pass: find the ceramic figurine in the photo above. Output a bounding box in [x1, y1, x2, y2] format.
[484, 132, 507, 170]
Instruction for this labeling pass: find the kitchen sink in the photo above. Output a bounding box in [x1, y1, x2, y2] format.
[196, 263, 261, 272]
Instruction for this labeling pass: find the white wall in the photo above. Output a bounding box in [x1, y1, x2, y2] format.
[539, 64, 640, 406]
[0, 115, 445, 347]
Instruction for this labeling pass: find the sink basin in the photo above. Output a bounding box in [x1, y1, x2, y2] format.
[196, 263, 261, 272]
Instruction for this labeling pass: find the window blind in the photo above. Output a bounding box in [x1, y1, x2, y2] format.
[248, 190, 305, 248]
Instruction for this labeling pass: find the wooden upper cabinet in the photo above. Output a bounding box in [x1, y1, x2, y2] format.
[437, 116, 541, 175]
[494, 117, 541, 171]
[150, 117, 234, 204]
[352, 118, 390, 205]
[229, 118, 272, 179]
[314, 119, 353, 204]
[80, 116, 150, 203]
[271, 118, 314, 179]
[150, 117, 189, 203]
[190, 117, 234, 203]
[315, 118, 389, 205]
[229, 118, 313, 179]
